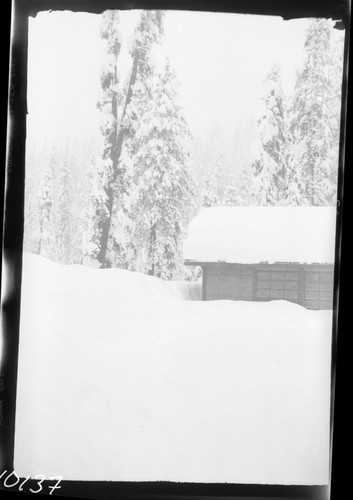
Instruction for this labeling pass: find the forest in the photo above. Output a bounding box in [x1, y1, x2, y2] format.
[23, 11, 344, 279]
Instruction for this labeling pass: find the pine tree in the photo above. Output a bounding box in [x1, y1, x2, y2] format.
[130, 61, 194, 280]
[239, 164, 257, 206]
[289, 19, 342, 206]
[285, 136, 307, 206]
[23, 171, 41, 253]
[201, 167, 220, 209]
[251, 65, 288, 205]
[68, 139, 99, 264]
[326, 30, 344, 199]
[23, 154, 41, 254]
[87, 10, 164, 268]
[223, 166, 255, 206]
[52, 147, 73, 264]
[201, 175, 219, 208]
[24, 140, 52, 254]
[213, 151, 224, 200]
[223, 174, 238, 205]
[38, 164, 55, 259]
[86, 10, 122, 267]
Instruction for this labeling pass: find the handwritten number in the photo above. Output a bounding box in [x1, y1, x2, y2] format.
[29, 474, 45, 494]
[19, 476, 30, 491]
[48, 476, 63, 495]
[0, 471, 63, 494]
[3, 471, 20, 487]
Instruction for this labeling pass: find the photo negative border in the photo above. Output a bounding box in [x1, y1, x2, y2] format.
[0, 1, 351, 499]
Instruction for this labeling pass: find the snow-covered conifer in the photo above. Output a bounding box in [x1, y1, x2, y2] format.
[52, 147, 73, 264]
[38, 163, 55, 259]
[201, 172, 219, 208]
[130, 61, 194, 280]
[87, 10, 164, 268]
[86, 10, 122, 267]
[289, 19, 343, 205]
[223, 174, 238, 206]
[251, 65, 288, 205]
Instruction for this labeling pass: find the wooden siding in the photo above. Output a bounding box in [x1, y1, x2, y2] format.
[255, 267, 300, 303]
[198, 263, 334, 310]
[304, 266, 334, 310]
[205, 264, 253, 301]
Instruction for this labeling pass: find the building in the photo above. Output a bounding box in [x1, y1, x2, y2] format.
[183, 206, 337, 310]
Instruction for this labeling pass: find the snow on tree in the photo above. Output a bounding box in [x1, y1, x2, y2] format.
[86, 10, 122, 267]
[23, 145, 41, 254]
[51, 147, 74, 264]
[23, 135, 99, 265]
[38, 163, 55, 259]
[251, 65, 289, 205]
[284, 141, 308, 206]
[200, 151, 225, 208]
[223, 166, 255, 206]
[289, 19, 343, 206]
[23, 140, 53, 254]
[129, 61, 195, 280]
[87, 10, 164, 268]
[223, 174, 238, 206]
[326, 29, 345, 194]
[65, 138, 99, 265]
[23, 170, 41, 254]
[213, 151, 224, 199]
[251, 146, 283, 206]
[190, 120, 255, 208]
[201, 175, 219, 208]
[238, 164, 257, 206]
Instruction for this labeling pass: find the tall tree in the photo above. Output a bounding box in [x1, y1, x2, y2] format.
[213, 151, 224, 200]
[87, 10, 122, 267]
[251, 65, 288, 205]
[38, 163, 54, 259]
[223, 165, 255, 206]
[289, 19, 343, 206]
[23, 140, 51, 254]
[88, 10, 164, 268]
[223, 174, 238, 206]
[201, 174, 219, 208]
[201, 155, 222, 209]
[129, 61, 195, 280]
[23, 145, 41, 255]
[52, 147, 73, 264]
[326, 29, 344, 198]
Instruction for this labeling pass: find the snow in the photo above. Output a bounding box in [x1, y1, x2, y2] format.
[18, 253, 179, 303]
[166, 279, 202, 301]
[14, 253, 332, 484]
[100, 108, 116, 129]
[184, 206, 336, 264]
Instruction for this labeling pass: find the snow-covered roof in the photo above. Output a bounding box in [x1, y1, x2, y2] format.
[184, 206, 336, 265]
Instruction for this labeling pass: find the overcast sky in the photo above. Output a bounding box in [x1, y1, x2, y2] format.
[27, 9, 312, 148]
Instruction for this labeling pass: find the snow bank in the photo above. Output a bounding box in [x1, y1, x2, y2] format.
[14, 253, 332, 485]
[166, 279, 202, 300]
[184, 206, 336, 264]
[21, 253, 180, 303]
[21, 253, 201, 302]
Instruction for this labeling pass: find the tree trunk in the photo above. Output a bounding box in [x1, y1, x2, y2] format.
[148, 226, 156, 276]
[97, 51, 140, 267]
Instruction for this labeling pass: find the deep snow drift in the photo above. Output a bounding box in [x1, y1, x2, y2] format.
[184, 206, 336, 264]
[14, 253, 332, 484]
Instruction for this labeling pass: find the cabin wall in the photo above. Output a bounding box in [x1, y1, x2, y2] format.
[204, 264, 253, 301]
[200, 263, 334, 310]
[303, 266, 334, 310]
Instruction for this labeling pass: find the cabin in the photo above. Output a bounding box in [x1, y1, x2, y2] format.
[183, 206, 336, 310]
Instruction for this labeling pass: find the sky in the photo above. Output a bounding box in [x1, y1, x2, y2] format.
[26, 9, 314, 150]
